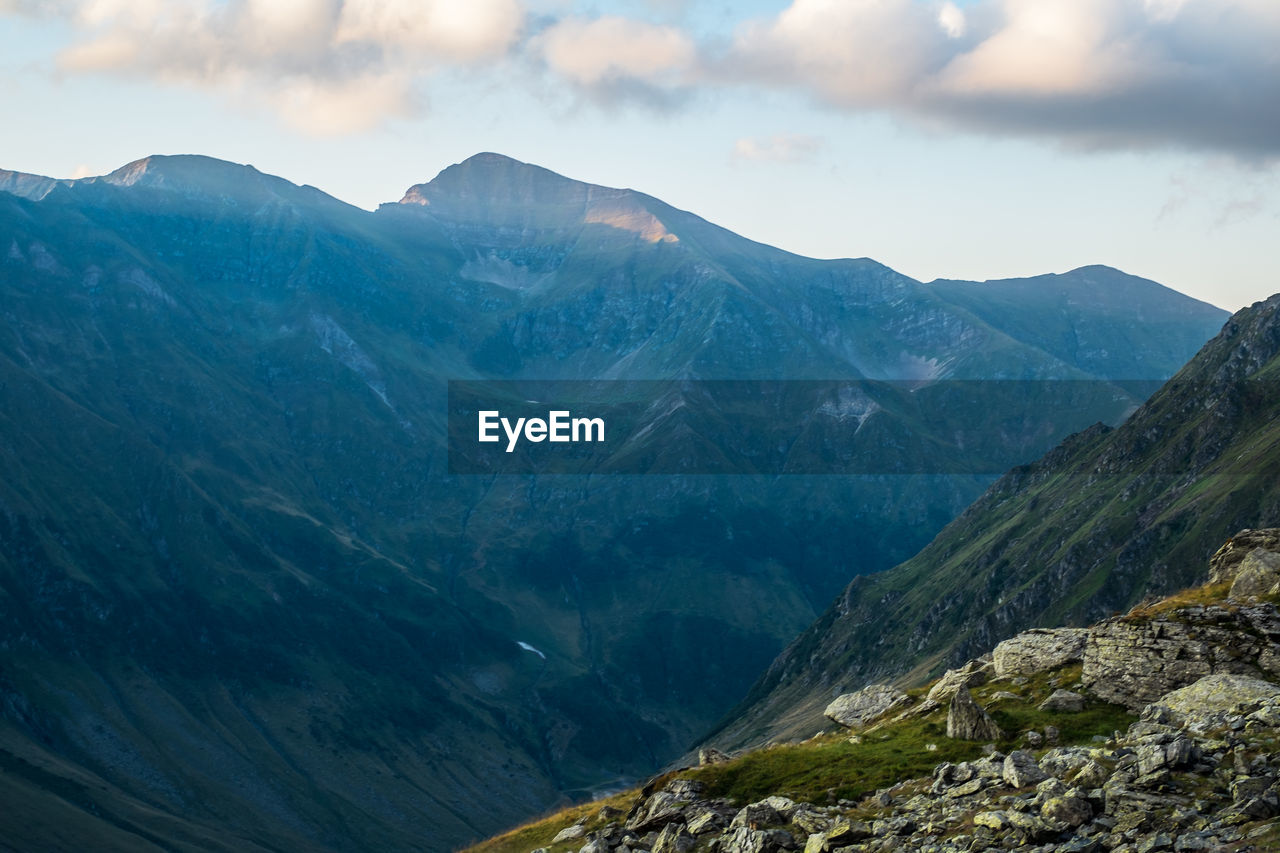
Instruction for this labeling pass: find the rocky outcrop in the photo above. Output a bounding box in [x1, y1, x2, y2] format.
[1209, 528, 1280, 585]
[992, 629, 1088, 677]
[1081, 603, 1280, 709]
[1155, 673, 1280, 723]
[946, 685, 1004, 741]
[823, 685, 910, 729]
[526, 532, 1280, 853]
[544, 682, 1280, 853]
[1231, 548, 1280, 600]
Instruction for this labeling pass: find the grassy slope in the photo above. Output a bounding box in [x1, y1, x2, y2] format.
[464, 662, 1134, 853]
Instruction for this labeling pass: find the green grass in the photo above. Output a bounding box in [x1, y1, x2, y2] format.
[692, 667, 1132, 804]
[458, 791, 634, 853]
[464, 662, 1136, 852]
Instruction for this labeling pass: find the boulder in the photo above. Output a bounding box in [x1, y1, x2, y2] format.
[823, 684, 911, 729]
[1229, 548, 1280, 600]
[698, 747, 732, 766]
[925, 657, 992, 704]
[1156, 673, 1280, 718]
[723, 826, 794, 853]
[552, 823, 587, 843]
[1003, 750, 1049, 788]
[1209, 528, 1280, 585]
[1041, 793, 1093, 827]
[730, 802, 781, 831]
[992, 628, 1088, 677]
[686, 808, 725, 835]
[1135, 735, 1197, 775]
[1039, 689, 1086, 713]
[627, 791, 688, 833]
[652, 822, 696, 853]
[946, 685, 1004, 741]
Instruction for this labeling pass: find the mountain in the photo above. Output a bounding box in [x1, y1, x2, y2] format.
[707, 292, 1280, 751]
[0, 152, 1226, 850]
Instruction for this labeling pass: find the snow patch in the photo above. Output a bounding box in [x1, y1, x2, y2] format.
[516, 641, 546, 660]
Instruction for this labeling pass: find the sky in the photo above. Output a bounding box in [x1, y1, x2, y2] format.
[1, 0, 1277, 311]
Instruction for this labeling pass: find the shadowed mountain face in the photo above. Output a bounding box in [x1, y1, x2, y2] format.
[0, 153, 1226, 851]
[708, 293, 1280, 752]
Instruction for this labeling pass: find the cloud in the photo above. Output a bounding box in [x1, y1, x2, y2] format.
[30, 0, 523, 134]
[5, 0, 1280, 155]
[732, 134, 823, 164]
[532, 14, 696, 106]
[716, 0, 1280, 158]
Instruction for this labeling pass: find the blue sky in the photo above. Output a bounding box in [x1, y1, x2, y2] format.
[2, 0, 1277, 310]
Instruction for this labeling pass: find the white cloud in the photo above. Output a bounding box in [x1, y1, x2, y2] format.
[937, 1, 965, 38]
[732, 134, 823, 164]
[933, 0, 1140, 97]
[727, 0, 948, 106]
[716, 0, 1280, 158]
[5, 0, 1280, 156]
[31, 0, 524, 134]
[335, 0, 521, 62]
[535, 16, 695, 87]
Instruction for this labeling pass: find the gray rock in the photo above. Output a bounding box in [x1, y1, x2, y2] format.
[925, 658, 992, 704]
[1040, 689, 1086, 712]
[946, 685, 1004, 741]
[1136, 735, 1197, 775]
[992, 628, 1088, 677]
[823, 684, 911, 729]
[1005, 809, 1065, 843]
[1041, 793, 1093, 826]
[627, 792, 689, 833]
[1003, 750, 1049, 788]
[730, 802, 781, 831]
[1081, 604, 1280, 709]
[1157, 673, 1280, 722]
[1209, 528, 1280, 585]
[756, 796, 797, 819]
[699, 747, 732, 766]
[722, 826, 794, 853]
[652, 822, 696, 853]
[686, 808, 725, 835]
[553, 823, 587, 842]
[1229, 548, 1280, 600]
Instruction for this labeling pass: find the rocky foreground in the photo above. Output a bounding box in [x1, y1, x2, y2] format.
[472, 530, 1280, 853]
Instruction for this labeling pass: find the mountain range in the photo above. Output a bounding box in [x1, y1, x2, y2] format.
[0, 152, 1227, 851]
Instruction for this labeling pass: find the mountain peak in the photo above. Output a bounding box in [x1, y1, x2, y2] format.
[103, 154, 266, 190]
[398, 151, 602, 209]
[94, 155, 342, 211]
[395, 152, 680, 243]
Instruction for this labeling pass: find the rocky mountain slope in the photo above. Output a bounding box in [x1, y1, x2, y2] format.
[477, 530, 1280, 853]
[706, 292, 1280, 752]
[0, 152, 1226, 850]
